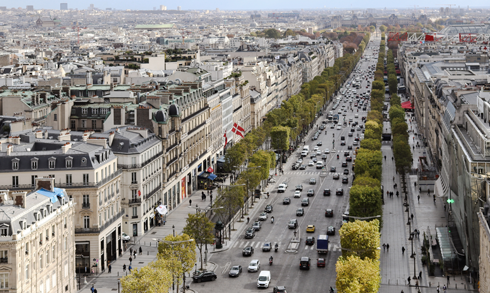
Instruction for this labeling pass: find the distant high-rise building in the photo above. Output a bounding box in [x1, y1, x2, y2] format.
[0, 6, 6, 11]
[26, 5, 34, 11]
[89, 4, 94, 10]
[60, 3, 68, 10]
[177, 6, 181, 11]
[160, 5, 167, 10]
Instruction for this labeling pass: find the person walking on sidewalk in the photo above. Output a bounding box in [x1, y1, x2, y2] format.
[123, 264, 126, 273]
[189, 199, 192, 206]
[411, 213, 414, 221]
[417, 195, 420, 203]
[133, 250, 137, 259]
[402, 246, 405, 255]
[407, 276, 411, 285]
[139, 246, 142, 255]
[386, 243, 390, 251]
[108, 263, 112, 273]
[247, 217, 250, 224]
[447, 275, 450, 285]
[433, 194, 436, 203]
[129, 256, 132, 265]
[130, 247, 133, 255]
[128, 265, 132, 273]
[382, 243, 386, 251]
[419, 271, 422, 280]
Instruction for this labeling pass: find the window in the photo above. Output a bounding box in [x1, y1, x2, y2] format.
[71, 120, 75, 129]
[91, 108, 98, 115]
[131, 172, 137, 184]
[64, 217, 67, 229]
[81, 120, 86, 128]
[83, 194, 90, 206]
[39, 254, 43, 269]
[66, 174, 72, 186]
[132, 207, 138, 217]
[46, 250, 49, 265]
[51, 225, 55, 237]
[31, 160, 38, 170]
[52, 271, 56, 287]
[52, 246, 55, 262]
[53, 114, 57, 121]
[64, 261, 68, 278]
[83, 174, 89, 185]
[64, 237, 67, 251]
[83, 216, 90, 229]
[12, 176, 18, 188]
[0, 273, 8, 289]
[12, 159, 19, 171]
[82, 108, 87, 114]
[39, 281, 43, 293]
[0, 250, 7, 262]
[92, 120, 97, 129]
[31, 175, 38, 187]
[25, 264, 29, 280]
[48, 159, 55, 169]
[46, 276, 50, 292]
[66, 159, 73, 169]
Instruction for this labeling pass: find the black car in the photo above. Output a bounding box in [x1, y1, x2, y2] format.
[333, 173, 340, 180]
[273, 286, 287, 293]
[317, 141, 323, 146]
[344, 151, 350, 157]
[245, 228, 255, 239]
[330, 166, 336, 172]
[340, 141, 346, 146]
[264, 205, 273, 213]
[325, 209, 334, 217]
[346, 156, 352, 162]
[336, 188, 344, 196]
[343, 169, 350, 175]
[283, 198, 291, 205]
[323, 189, 331, 196]
[307, 189, 315, 197]
[295, 185, 303, 191]
[228, 265, 242, 277]
[193, 271, 217, 283]
[327, 226, 336, 236]
[300, 257, 311, 270]
[347, 145, 352, 150]
[305, 236, 315, 246]
[242, 246, 254, 256]
[342, 161, 348, 167]
[299, 165, 307, 170]
[342, 177, 349, 184]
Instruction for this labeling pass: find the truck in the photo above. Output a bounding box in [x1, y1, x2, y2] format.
[332, 114, 339, 124]
[317, 235, 329, 254]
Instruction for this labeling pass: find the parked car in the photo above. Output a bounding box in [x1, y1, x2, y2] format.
[193, 271, 217, 283]
[122, 232, 131, 242]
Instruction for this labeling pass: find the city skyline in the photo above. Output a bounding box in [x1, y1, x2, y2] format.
[4, 1, 490, 11]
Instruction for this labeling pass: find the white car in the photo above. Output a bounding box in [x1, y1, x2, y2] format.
[277, 184, 287, 193]
[122, 232, 130, 242]
[336, 126, 341, 130]
[258, 212, 268, 221]
[248, 259, 260, 272]
[324, 148, 330, 154]
[308, 161, 314, 166]
[294, 190, 301, 198]
[316, 150, 322, 155]
[313, 146, 319, 151]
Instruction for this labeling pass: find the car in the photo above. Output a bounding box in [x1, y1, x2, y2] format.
[314, 146, 319, 151]
[259, 212, 268, 221]
[306, 189, 315, 197]
[306, 236, 315, 245]
[300, 256, 311, 270]
[336, 188, 344, 196]
[346, 156, 352, 162]
[229, 265, 242, 277]
[292, 163, 300, 170]
[316, 150, 322, 155]
[309, 178, 316, 185]
[340, 141, 346, 146]
[344, 151, 350, 157]
[296, 208, 304, 216]
[333, 173, 340, 180]
[347, 145, 352, 150]
[317, 258, 326, 267]
[342, 161, 348, 167]
[295, 184, 303, 191]
[277, 184, 287, 193]
[330, 124, 335, 129]
[323, 189, 331, 196]
[193, 271, 217, 283]
[306, 225, 315, 233]
[294, 190, 301, 198]
[343, 169, 350, 175]
[325, 209, 334, 217]
[353, 140, 359, 146]
[317, 141, 323, 146]
[122, 232, 131, 242]
[354, 137, 360, 141]
[288, 219, 298, 229]
[336, 126, 341, 130]
[248, 259, 260, 272]
[283, 197, 291, 205]
[264, 205, 273, 213]
[342, 177, 349, 184]
[327, 226, 336, 235]
[252, 221, 261, 231]
[245, 228, 255, 239]
[262, 242, 271, 252]
[308, 160, 314, 166]
[348, 132, 353, 137]
[321, 154, 327, 160]
[299, 164, 306, 170]
[273, 286, 288, 293]
[242, 246, 255, 256]
[310, 153, 316, 159]
[301, 198, 309, 206]
[330, 166, 336, 172]
[324, 148, 330, 154]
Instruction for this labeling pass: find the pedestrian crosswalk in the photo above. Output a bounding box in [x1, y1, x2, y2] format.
[284, 171, 349, 176]
[232, 240, 343, 252]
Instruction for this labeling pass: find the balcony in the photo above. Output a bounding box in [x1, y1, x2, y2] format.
[0, 257, 7, 263]
[182, 105, 209, 123]
[188, 121, 206, 135]
[75, 211, 124, 234]
[132, 215, 139, 219]
[118, 150, 163, 170]
[145, 184, 162, 200]
[166, 142, 178, 153]
[129, 198, 142, 205]
[82, 203, 90, 209]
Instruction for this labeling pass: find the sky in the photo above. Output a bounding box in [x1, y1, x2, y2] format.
[8, 0, 490, 11]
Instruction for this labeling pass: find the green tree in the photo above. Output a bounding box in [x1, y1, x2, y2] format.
[336, 255, 381, 293]
[393, 136, 412, 173]
[389, 105, 405, 123]
[120, 259, 172, 293]
[157, 234, 196, 293]
[353, 176, 381, 188]
[340, 220, 381, 260]
[371, 80, 384, 91]
[237, 168, 261, 206]
[250, 150, 274, 180]
[354, 149, 382, 181]
[224, 143, 247, 173]
[349, 185, 383, 221]
[360, 138, 381, 151]
[379, 25, 387, 32]
[183, 213, 214, 270]
[388, 75, 398, 95]
[270, 126, 290, 170]
[214, 185, 245, 229]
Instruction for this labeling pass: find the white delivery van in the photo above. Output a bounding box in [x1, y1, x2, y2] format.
[303, 145, 310, 152]
[257, 270, 271, 288]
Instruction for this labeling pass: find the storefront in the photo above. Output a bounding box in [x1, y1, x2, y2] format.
[197, 171, 217, 190]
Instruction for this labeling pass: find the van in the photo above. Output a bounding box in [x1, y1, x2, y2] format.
[299, 257, 311, 270]
[354, 114, 359, 118]
[301, 150, 308, 157]
[257, 270, 271, 288]
[303, 145, 309, 152]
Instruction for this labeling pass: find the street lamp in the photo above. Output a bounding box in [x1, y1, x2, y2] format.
[172, 225, 175, 237]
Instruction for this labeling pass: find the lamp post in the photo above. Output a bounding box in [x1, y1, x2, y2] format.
[172, 225, 175, 237]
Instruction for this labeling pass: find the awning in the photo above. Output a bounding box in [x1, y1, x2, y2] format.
[401, 101, 414, 109]
[155, 205, 168, 215]
[198, 171, 217, 180]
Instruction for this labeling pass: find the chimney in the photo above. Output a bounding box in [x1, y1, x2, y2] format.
[6, 144, 13, 156]
[13, 192, 27, 208]
[62, 142, 72, 153]
[35, 177, 55, 192]
[35, 130, 43, 139]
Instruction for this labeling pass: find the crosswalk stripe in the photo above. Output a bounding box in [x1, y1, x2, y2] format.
[232, 242, 239, 248]
[256, 242, 261, 248]
[244, 241, 250, 247]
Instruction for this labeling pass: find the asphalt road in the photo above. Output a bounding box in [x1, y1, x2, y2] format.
[196, 38, 381, 293]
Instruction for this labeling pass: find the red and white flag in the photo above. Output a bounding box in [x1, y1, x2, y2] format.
[223, 132, 227, 148]
[234, 123, 245, 133]
[232, 123, 245, 138]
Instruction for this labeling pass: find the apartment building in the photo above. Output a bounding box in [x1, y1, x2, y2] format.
[0, 178, 76, 293]
[0, 130, 123, 273]
[91, 127, 163, 237]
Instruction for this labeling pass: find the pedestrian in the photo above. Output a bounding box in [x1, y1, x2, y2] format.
[139, 246, 142, 255]
[247, 217, 250, 224]
[414, 182, 417, 187]
[108, 263, 112, 273]
[447, 275, 450, 285]
[419, 187, 421, 193]
[436, 285, 440, 293]
[396, 191, 399, 197]
[393, 176, 395, 181]
[189, 199, 192, 206]
[419, 271, 422, 280]
[91, 285, 95, 293]
[415, 280, 419, 289]
[433, 194, 436, 203]
[133, 250, 137, 259]
[128, 265, 132, 273]
[382, 243, 386, 251]
[129, 256, 132, 265]
[402, 246, 405, 254]
[407, 276, 411, 285]
[130, 247, 133, 255]
[443, 284, 447, 293]
[123, 264, 126, 272]
[391, 157, 393, 161]
[411, 213, 414, 221]
[202, 191, 205, 200]
[417, 195, 420, 203]
[386, 243, 390, 251]
[444, 204, 446, 211]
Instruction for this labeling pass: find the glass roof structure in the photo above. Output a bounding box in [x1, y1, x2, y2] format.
[439, 24, 490, 35]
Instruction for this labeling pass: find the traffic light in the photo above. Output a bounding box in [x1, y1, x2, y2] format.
[447, 198, 454, 204]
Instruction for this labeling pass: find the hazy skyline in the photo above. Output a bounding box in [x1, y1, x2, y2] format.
[6, 1, 490, 11]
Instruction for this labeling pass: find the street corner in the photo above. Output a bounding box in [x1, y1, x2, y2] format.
[206, 261, 219, 272]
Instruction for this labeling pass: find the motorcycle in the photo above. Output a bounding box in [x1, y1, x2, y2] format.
[337, 155, 339, 159]
[271, 217, 274, 224]
[269, 258, 273, 266]
[274, 244, 278, 252]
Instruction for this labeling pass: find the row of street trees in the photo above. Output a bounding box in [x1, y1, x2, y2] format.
[335, 34, 386, 292]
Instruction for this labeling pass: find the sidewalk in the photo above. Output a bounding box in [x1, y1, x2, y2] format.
[379, 106, 475, 292]
[79, 173, 278, 292]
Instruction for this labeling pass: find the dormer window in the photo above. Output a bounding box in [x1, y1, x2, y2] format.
[48, 157, 56, 169]
[0, 225, 8, 236]
[81, 157, 87, 166]
[33, 212, 38, 221]
[65, 156, 73, 169]
[12, 158, 20, 171]
[31, 157, 39, 170]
